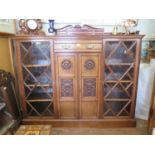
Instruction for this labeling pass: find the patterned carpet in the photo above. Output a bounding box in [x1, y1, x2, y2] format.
[15, 125, 52, 135]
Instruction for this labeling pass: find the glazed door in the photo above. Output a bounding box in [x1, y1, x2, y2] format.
[103, 39, 139, 118]
[55, 52, 101, 119]
[16, 40, 54, 118]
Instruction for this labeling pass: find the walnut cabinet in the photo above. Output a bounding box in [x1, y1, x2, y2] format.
[11, 25, 144, 127]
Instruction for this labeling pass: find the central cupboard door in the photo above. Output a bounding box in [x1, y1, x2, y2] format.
[55, 53, 101, 119]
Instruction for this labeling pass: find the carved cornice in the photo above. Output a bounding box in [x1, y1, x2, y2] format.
[56, 24, 104, 36]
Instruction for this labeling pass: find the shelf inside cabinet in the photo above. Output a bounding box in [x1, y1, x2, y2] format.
[25, 84, 52, 87]
[25, 64, 51, 68]
[105, 63, 134, 66]
[104, 98, 130, 101]
[104, 80, 132, 83]
[27, 99, 53, 102]
[27, 93, 52, 100]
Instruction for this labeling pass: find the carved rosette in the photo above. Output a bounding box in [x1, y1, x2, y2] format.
[84, 59, 95, 70]
[61, 79, 73, 97]
[61, 59, 72, 70]
[83, 78, 96, 97]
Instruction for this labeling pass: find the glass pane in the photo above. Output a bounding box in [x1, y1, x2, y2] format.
[27, 101, 54, 116]
[104, 83, 132, 99]
[25, 86, 53, 100]
[104, 101, 131, 116]
[20, 41, 51, 65]
[105, 41, 136, 63]
[105, 65, 134, 81]
[23, 66, 52, 84]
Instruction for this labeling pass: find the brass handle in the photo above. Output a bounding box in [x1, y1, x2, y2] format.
[76, 43, 81, 47]
[86, 44, 94, 49]
[62, 44, 70, 49]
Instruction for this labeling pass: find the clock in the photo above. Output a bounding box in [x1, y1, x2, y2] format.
[27, 19, 38, 30]
[18, 19, 45, 35]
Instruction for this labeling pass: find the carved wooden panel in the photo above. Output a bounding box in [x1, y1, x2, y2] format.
[61, 59, 72, 70]
[56, 25, 104, 36]
[83, 78, 96, 97]
[81, 55, 99, 76]
[61, 79, 73, 97]
[57, 54, 75, 76]
[84, 59, 95, 70]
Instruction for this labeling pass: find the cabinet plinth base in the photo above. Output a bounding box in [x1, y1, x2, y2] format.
[22, 118, 136, 128]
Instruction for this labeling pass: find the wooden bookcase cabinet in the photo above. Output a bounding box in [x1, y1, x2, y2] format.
[12, 25, 144, 127]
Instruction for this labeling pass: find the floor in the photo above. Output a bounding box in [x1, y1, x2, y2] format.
[15, 119, 149, 135]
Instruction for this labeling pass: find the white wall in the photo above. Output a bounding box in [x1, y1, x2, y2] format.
[16, 19, 155, 40]
[42, 19, 155, 39]
[137, 19, 155, 40]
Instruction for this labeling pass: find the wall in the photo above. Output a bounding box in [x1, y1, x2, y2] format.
[41, 19, 155, 39]
[0, 37, 13, 74]
[137, 19, 155, 40]
[0, 20, 16, 34]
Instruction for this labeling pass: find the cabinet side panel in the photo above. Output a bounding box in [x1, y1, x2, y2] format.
[15, 40, 27, 117]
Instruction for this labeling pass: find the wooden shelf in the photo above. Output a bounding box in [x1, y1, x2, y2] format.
[105, 63, 134, 66]
[103, 116, 131, 119]
[26, 84, 52, 87]
[25, 64, 50, 67]
[104, 80, 132, 83]
[27, 99, 53, 102]
[104, 99, 130, 101]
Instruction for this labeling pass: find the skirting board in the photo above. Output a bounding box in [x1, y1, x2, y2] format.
[22, 119, 136, 128]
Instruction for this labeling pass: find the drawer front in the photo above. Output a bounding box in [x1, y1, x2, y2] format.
[54, 40, 102, 51]
[54, 43, 102, 51]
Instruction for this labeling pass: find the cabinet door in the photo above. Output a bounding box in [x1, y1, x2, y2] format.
[55, 53, 78, 118]
[16, 40, 54, 117]
[103, 39, 139, 118]
[79, 53, 101, 118]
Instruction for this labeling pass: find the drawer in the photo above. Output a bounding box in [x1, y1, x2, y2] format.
[54, 43, 102, 51]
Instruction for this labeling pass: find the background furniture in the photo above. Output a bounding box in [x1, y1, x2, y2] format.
[0, 102, 15, 134]
[11, 25, 144, 127]
[148, 76, 155, 134]
[0, 70, 21, 134]
[135, 63, 155, 120]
